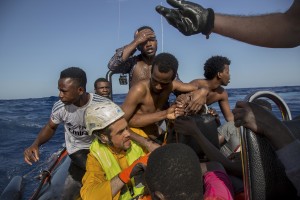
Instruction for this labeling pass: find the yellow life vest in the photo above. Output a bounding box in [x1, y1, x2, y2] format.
[90, 139, 145, 200]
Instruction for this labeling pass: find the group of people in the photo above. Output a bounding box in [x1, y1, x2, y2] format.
[23, 0, 300, 199]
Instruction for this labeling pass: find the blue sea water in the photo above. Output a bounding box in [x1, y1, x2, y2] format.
[0, 86, 299, 199]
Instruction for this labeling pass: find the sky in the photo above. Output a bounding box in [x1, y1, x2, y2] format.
[0, 0, 299, 100]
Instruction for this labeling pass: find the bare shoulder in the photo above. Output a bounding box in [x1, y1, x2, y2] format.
[128, 80, 149, 96]
[189, 79, 208, 87]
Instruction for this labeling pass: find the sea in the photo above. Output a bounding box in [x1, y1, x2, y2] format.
[0, 85, 300, 199]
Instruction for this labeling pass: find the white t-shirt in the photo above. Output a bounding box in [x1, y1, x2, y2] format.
[50, 93, 110, 154]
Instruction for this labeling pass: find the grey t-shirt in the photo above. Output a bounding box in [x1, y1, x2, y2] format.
[50, 93, 110, 154]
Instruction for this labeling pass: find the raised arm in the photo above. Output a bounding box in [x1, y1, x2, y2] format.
[156, 0, 300, 48]
[108, 29, 156, 72]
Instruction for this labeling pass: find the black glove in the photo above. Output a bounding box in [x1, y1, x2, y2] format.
[130, 163, 147, 188]
[156, 0, 214, 38]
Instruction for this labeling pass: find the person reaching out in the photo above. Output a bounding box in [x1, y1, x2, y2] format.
[156, 0, 300, 48]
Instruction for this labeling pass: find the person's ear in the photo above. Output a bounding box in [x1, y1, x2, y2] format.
[78, 86, 84, 95]
[99, 134, 109, 144]
[217, 72, 222, 79]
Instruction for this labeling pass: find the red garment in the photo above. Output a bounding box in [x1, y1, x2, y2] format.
[204, 170, 235, 200]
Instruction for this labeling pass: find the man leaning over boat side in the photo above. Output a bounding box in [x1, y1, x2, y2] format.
[80, 101, 160, 200]
[121, 52, 209, 143]
[23, 67, 111, 198]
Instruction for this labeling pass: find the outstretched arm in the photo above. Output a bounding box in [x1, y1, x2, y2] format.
[156, 0, 300, 48]
[128, 104, 177, 127]
[214, 0, 300, 48]
[24, 120, 58, 165]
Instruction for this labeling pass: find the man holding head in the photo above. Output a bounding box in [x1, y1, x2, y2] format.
[108, 26, 158, 88]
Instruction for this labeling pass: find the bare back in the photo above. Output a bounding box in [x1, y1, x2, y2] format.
[130, 60, 152, 87]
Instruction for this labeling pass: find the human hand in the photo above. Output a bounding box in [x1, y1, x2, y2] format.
[233, 101, 296, 150]
[175, 93, 190, 106]
[185, 88, 208, 114]
[134, 29, 156, 46]
[155, 0, 214, 37]
[24, 144, 40, 165]
[119, 155, 148, 184]
[232, 101, 277, 135]
[207, 107, 221, 126]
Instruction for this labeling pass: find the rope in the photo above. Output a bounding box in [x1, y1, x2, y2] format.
[160, 1, 164, 52]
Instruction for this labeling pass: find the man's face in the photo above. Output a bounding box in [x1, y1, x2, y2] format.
[150, 65, 174, 94]
[95, 81, 110, 97]
[219, 65, 230, 86]
[108, 118, 131, 152]
[58, 78, 82, 105]
[139, 29, 157, 57]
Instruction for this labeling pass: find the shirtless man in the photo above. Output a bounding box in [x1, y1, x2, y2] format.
[121, 52, 207, 142]
[108, 26, 180, 88]
[108, 26, 158, 88]
[179, 55, 233, 122]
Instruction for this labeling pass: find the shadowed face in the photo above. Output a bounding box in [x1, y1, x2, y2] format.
[150, 65, 174, 94]
[219, 65, 230, 86]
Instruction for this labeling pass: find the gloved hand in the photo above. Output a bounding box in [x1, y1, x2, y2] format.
[155, 0, 214, 37]
[119, 155, 148, 184]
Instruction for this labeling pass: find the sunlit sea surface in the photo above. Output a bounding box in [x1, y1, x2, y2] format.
[0, 86, 299, 199]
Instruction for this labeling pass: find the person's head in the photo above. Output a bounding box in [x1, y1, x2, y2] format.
[134, 26, 157, 57]
[85, 101, 131, 152]
[145, 143, 203, 200]
[58, 67, 87, 105]
[204, 56, 231, 86]
[94, 77, 111, 98]
[253, 99, 272, 111]
[150, 52, 178, 94]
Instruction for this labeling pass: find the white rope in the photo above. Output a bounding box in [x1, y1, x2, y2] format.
[160, 1, 164, 52]
[118, 0, 121, 41]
